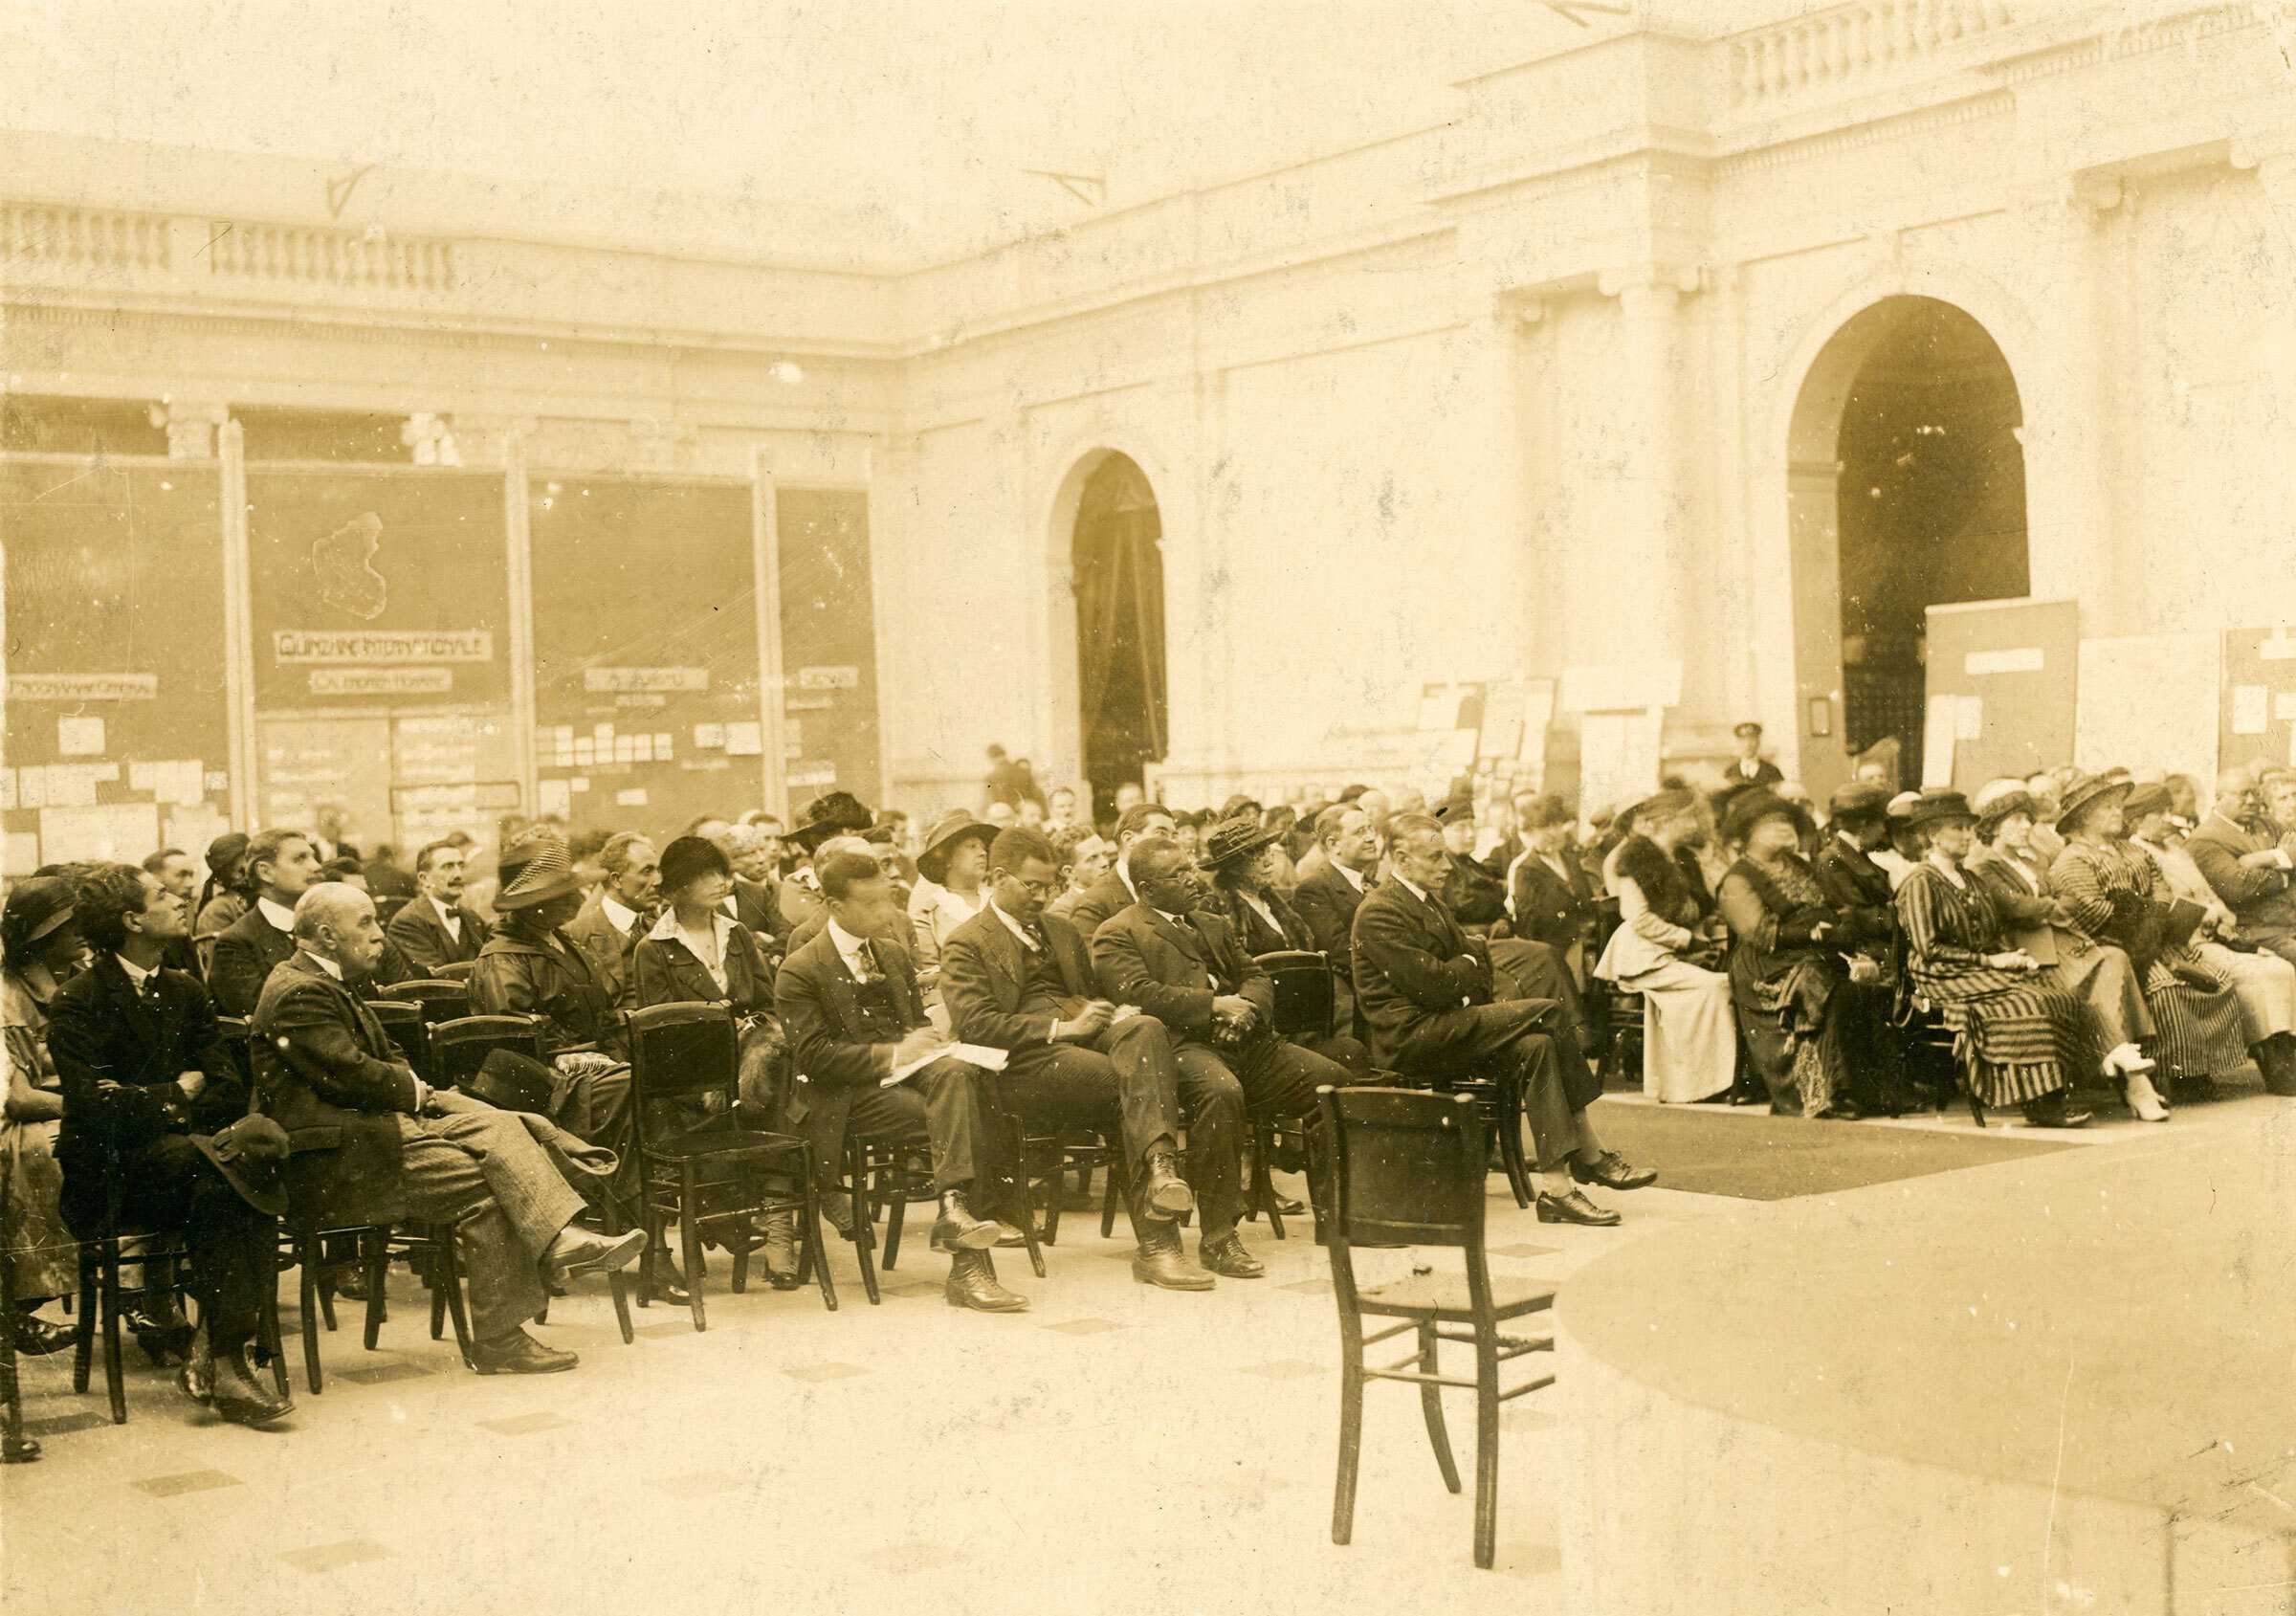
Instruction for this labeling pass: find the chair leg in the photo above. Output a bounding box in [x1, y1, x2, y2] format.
[882, 1170, 907, 1273]
[1, 1296, 33, 1463]
[679, 1166, 708, 1333]
[260, 1273, 290, 1399]
[1473, 1332, 1501, 1570]
[99, 1241, 126, 1425]
[430, 1243, 451, 1339]
[72, 1245, 95, 1394]
[297, 1236, 324, 1395]
[362, 1229, 387, 1352]
[1333, 1329, 1365, 1547]
[435, 1224, 474, 1367]
[803, 1197, 839, 1313]
[1496, 1074, 1533, 1210]
[1418, 1320, 1461, 1493]
[607, 1273, 634, 1345]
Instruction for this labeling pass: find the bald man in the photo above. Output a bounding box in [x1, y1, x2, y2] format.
[254, 883, 642, 1375]
[2186, 767, 2296, 964]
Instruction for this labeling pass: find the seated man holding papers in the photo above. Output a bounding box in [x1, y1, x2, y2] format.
[775, 847, 1028, 1313]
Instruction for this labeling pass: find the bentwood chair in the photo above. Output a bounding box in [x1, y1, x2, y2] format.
[425, 1014, 543, 1092]
[1, 1239, 35, 1461]
[1322, 1086, 1556, 1571]
[388, 979, 474, 1032]
[626, 1003, 832, 1329]
[1247, 950, 1340, 1239]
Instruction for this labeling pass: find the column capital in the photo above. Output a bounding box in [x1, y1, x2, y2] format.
[448, 412, 537, 462]
[2012, 172, 2124, 232]
[150, 400, 229, 459]
[1597, 262, 1703, 303]
[400, 410, 463, 466]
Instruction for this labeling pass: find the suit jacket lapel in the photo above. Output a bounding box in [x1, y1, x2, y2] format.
[980, 916, 1027, 998]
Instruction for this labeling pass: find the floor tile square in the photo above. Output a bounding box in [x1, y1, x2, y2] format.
[783, 1361, 867, 1383]
[279, 1540, 393, 1573]
[1240, 1359, 1327, 1380]
[337, 1359, 436, 1386]
[1278, 1278, 1333, 1295]
[1491, 1243, 1561, 1259]
[133, 1469, 242, 1498]
[21, 1411, 107, 1438]
[476, 1411, 574, 1436]
[1042, 1317, 1124, 1335]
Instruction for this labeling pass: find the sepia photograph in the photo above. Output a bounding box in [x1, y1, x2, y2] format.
[1, 1, 2293, 1610]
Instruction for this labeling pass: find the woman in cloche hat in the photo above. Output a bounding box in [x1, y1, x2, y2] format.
[908, 808, 997, 997]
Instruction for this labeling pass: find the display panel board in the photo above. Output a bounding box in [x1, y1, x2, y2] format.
[1922, 599, 2080, 792]
[529, 476, 762, 835]
[1, 458, 232, 875]
[776, 488, 881, 809]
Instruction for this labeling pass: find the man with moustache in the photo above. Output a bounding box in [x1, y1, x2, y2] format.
[562, 831, 659, 1006]
[385, 838, 494, 977]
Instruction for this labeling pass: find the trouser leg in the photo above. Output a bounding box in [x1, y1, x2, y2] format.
[396, 1112, 584, 1339]
[1511, 1034, 1578, 1173]
[843, 1083, 931, 1175]
[114, 1138, 269, 1354]
[1089, 1015, 1185, 1176]
[1172, 1046, 1245, 1238]
[1238, 1039, 1346, 1122]
[550, 1064, 637, 1205]
[902, 1057, 989, 1190]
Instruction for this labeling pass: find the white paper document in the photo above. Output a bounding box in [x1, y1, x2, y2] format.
[886, 1042, 1011, 1085]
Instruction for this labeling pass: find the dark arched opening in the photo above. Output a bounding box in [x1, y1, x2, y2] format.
[1072, 453, 1167, 817]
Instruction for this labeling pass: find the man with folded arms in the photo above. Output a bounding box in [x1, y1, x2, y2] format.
[938, 829, 1204, 1290]
[1092, 839, 1351, 1281]
[384, 838, 493, 977]
[254, 882, 642, 1375]
[2188, 766, 2296, 967]
[1354, 813, 1655, 1227]
[776, 848, 1027, 1313]
[48, 861, 291, 1426]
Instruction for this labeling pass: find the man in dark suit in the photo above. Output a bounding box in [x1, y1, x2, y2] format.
[254, 882, 641, 1375]
[1064, 801, 1179, 939]
[211, 828, 408, 1015]
[46, 861, 290, 1426]
[727, 823, 789, 950]
[562, 831, 657, 1005]
[1712, 720, 1785, 816]
[385, 838, 491, 977]
[1091, 839, 1350, 1279]
[775, 848, 1026, 1312]
[2188, 767, 2296, 964]
[1292, 802, 1378, 1032]
[939, 829, 1203, 1289]
[1354, 814, 1652, 1227]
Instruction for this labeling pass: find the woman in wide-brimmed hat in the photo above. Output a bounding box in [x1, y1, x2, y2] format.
[1715, 791, 1913, 1118]
[0, 878, 86, 1355]
[907, 808, 996, 996]
[1893, 790, 2098, 1126]
[193, 831, 253, 941]
[1201, 813, 1369, 1075]
[1963, 777, 2162, 1104]
[1593, 787, 1737, 1104]
[2049, 771, 2248, 1111]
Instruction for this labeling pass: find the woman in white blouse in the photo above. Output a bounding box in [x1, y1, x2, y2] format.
[1593, 787, 1737, 1103]
[906, 809, 995, 1000]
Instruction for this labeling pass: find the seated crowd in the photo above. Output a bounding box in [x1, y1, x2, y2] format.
[7, 738, 2289, 1443]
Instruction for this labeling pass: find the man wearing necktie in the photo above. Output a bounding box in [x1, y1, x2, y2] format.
[1090, 837, 1351, 1281]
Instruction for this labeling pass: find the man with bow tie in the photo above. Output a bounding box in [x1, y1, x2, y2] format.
[938, 828, 1205, 1290]
[384, 839, 494, 977]
[1090, 837, 1350, 1281]
[774, 848, 1026, 1313]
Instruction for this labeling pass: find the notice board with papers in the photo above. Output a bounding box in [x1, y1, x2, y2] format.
[2219, 626, 2296, 775]
[1922, 598, 2079, 791]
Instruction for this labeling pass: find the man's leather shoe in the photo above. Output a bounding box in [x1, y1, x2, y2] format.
[11, 1312, 74, 1358]
[1535, 1188, 1623, 1227]
[2020, 1092, 2093, 1129]
[758, 1212, 804, 1289]
[1269, 1191, 1306, 1216]
[820, 1191, 857, 1241]
[1569, 1150, 1658, 1191]
[468, 1329, 579, 1375]
[929, 1188, 1010, 1252]
[1131, 1224, 1214, 1291]
[646, 1259, 691, 1307]
[943, 1249, 1029, 1313]
[1138, 1150, 1195, 1218]
[1199, 1232, 1266, 1279]
[211, 1347, 295, 1427]
[544, 1226, 646, 1285]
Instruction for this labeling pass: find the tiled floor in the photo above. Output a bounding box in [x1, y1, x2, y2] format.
[3, 1091, 2267, 1614]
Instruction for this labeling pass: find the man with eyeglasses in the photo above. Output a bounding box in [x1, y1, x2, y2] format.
[938, 828, 1208, 1290]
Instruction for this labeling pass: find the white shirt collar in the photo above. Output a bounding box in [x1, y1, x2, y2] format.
[1117, 860, 1139, 899]
[430, 894, 461, 932]
[117, 953, 159, 991]
[989, 899, 1042, 951]
[600, 894, 641, 933]
[826, 917, 872, 972]
[304, 949, 344, 982]
[256, 895, 298, 933]
[1335, 860, 1368, 893]
[1393, 873, 1430, 904]
[1239, 888, 1282, 931]
[647, 906, 734, 945]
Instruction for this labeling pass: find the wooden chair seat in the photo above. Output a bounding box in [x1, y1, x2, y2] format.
[1358, 1269, 1556, 1323]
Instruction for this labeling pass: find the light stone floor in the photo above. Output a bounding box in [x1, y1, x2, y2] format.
[1, 1090, 2263, 1615]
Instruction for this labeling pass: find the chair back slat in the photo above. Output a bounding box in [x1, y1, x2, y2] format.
[364, 1000, 431, 1083]
[390, 980, 473, 1025]
[1255, 949, 1336, 1037]
[425, 1014, 545, 1090]
[431, 961, 478, 984]
[1321, 1085, 1485, 1251]
[624, 1003, 740, 1106]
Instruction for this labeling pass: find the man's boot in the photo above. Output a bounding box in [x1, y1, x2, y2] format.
[930, 1187, 1016, 1252]
[210, 1341, 295, 1427]
[1137, 1147, 1195, 1219]
[1131, 1219, 1214, 1291]
[944, 1249, 1029, 1313]
[2265, 1035, 2296, 1096]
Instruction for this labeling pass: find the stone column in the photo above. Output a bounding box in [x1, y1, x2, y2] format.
[1468, 289, 1541, 675]
[1592, 262, 1702, 677]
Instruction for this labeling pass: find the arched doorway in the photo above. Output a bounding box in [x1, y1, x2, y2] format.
[1788, 296, 2029, 788]
[1071, 453, 1168, 817]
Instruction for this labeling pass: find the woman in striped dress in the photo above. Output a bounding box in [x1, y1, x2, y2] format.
[1894, 791, 2096, 1127]
[2049, 773, 2247, 1111]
